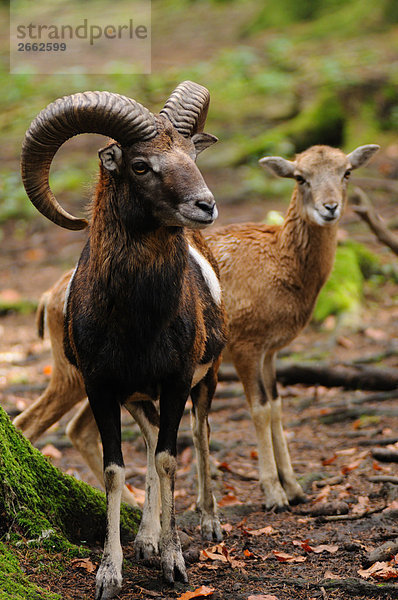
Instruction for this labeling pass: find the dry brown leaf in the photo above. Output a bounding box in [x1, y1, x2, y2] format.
[71, 558, 96, 573]
[126, 484, 145, 505]
[322, 454, 337, 466]
[272, 551, 306, 563]
[218, 493, 242, 507]
[351, 495, 370, 516]
[323, 570, 341, 579]
[243, 549, 254, 558]
[246, 526, 277, 536]
[247, 595, 279, 600]
[335, 447, 357, 456]
[311, 544, 339, 554]
[358, 561, 398, 580]
[293, 540, 313, 553]
[177, 586, 215, 600]
[41, 444, 62, 460]
[312, 485, 331, 504]
[221, 523, 233, 533]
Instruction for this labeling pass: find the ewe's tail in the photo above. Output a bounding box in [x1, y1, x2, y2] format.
[36, 291, 50, 339]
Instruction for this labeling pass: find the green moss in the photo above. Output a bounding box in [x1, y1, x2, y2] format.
[0, 407, 140, 552]
[313, 245, 363, 322]
[0, 541, 60, 600]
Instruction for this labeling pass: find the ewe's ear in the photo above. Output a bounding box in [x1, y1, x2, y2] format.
[259, 156, 296, 178]
[347, 144, 380, 170]
[192, 133, 218, 156]
[99, 143, 123, 174]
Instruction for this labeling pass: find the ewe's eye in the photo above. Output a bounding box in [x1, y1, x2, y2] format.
[295, 174, 306, 184]
[132, 161, 150, 175]
[344, 169, 351, 180]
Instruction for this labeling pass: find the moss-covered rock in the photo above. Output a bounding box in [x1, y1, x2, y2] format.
[0, 407, 140, 551]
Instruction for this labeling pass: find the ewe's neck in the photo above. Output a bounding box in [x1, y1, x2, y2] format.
[279, 187, 338, 291]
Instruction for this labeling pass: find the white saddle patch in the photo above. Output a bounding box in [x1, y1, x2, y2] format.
[188, 244, 221, 306]
[63, 265, 78, 315]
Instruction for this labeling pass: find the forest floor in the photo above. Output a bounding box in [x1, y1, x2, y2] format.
[1, 185, 398, 600]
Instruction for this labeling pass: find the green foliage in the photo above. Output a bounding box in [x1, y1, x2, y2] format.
[313, 245, 363, 322]
[313, 240, 383, 323]
[0, 407, 140, 552]
[0, 542, 61, 600]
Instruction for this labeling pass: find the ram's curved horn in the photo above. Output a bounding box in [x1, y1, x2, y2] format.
[21, 91, 157, 230]
[160, 80, 210, 138]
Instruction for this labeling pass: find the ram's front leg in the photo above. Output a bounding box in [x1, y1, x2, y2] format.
[156, 381, 189, 584]
[88, 392, 125, 600]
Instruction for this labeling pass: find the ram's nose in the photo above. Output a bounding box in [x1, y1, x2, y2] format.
[195, 197, 216, 217]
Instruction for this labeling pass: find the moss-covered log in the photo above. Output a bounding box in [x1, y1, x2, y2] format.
[0, 407, 140, 550]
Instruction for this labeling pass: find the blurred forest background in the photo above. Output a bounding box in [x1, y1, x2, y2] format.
[0, 0, 397, 322]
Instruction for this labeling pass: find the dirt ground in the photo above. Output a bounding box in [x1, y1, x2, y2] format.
[1, 191, 398, 599]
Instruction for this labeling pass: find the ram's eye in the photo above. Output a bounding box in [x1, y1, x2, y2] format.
[132, 161, 150, 175]
[344, 169, 351, 180]
[295, 174, 306, 184]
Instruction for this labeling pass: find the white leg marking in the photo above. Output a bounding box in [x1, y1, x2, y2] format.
[96, 464, 124, 600]
[188, 244, 221, 306]
[271, 397, 306, 503]
[156, 450, 187, 583]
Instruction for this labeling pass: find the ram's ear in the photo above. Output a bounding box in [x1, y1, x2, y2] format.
[347, 144, 380, 170]
[259, 156, 296, 178]
[192, 133, 218, 156]
[99, 143, 123, 173]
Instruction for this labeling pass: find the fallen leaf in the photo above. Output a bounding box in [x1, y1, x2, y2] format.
[126, 484, 145, 505]
[243, 549, 254, 558]
[323, 570, 341, 579]
[358, 561, 398, 580]
[221, 523, 233, 533]
[43, 364, 52, 376]
[341, 458, 362, 475]
[322, 454, 337, 466]
[248, 595, 279, 600]
[312, 485, 331, 504]
[336, 447, 357, 456]
[218, 493, 242, 507]
[41, 444, 62, 460]
[177, 586, 215, 600]
[365, 328, 388, 341]
[351, 495, 370, 516]
[311, 544, 339, 554]
[71, 558, 96, 573]
[293, 540, 313, 553]
[272, 551, 306, 563]
[134, 586, 162, 597]
[246, 526, 277, 536]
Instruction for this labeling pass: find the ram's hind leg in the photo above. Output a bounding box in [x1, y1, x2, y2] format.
[263, 354, 307, 505]
[191, 363, 222, 541]
[156, 380, 189, 584]
[125, 399, 161, 558]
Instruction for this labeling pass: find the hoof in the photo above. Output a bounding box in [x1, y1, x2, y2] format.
[95, 561, 122, 600]
[134, 522, 161, 559]
[200, 514, 223, 542]
[261, 481, 290, 511]
[161, 539, 188, 584]
[134, 536, 160, 560]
